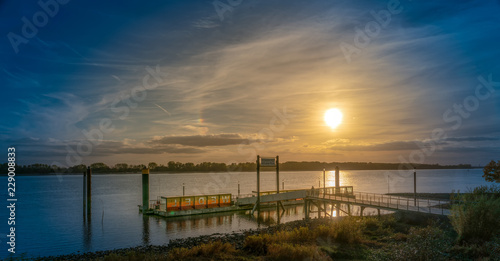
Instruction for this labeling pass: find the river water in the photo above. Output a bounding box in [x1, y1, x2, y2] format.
[0, 169, 489, 259]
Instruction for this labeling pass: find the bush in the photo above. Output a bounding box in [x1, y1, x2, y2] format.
[267, 243, 331, 261]
[450, 194, 500, 242]
[243, 234, 271, 255]
[273, 226, 315, 244]
[448, 238, 500, 261]
[313, 218, 365, 245]
[371, 226, 451, 261]
[331, 217, 365, 244]
[469, 184, 500, 198]
[166, 241, 237, 260]
[102, 251, 158, 261]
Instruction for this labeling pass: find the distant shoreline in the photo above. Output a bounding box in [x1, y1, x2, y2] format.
[2, 167, 482, 176]
[1, 161, 480, 176]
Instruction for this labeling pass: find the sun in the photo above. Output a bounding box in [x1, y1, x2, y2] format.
[324, 108, 343, 129]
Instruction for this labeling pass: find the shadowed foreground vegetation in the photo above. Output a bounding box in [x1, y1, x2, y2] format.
[47, 211, 497, 260]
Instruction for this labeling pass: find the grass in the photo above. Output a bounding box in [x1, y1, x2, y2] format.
[166, 241, 240, 261]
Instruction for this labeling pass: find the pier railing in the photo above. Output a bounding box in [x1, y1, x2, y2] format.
[307, 189, 450, 215]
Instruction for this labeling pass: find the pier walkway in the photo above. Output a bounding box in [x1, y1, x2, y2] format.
[305, 188, 450, 216]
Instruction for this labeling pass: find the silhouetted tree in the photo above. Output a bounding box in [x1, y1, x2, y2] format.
[68, 164, 86, 173]
[483, 160, 500, 183]
[115, 163, 129, 172]
[90, 162, 110, 173]
[148, 162, 158, 170]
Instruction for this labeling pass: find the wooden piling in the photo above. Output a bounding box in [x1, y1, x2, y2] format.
[323, 168, 326, 193]
[335, 166, 340, 188]
[83, 171, 86, 220]
[86, 167, 92, 217]
[414, 168, 417, 205]
[142, 168, 150, 212]
[276, 156, 280, 194]
[335, 166, 340, 214]
[256, 155, 260, 212]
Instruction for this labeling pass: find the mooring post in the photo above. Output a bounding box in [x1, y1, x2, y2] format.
[142, 168, 150, 212]
[323, 168, 326, 192]
[238, 181, 240, 197]
[86, 166, 92, 217]
[83, 171, 86, 219]
[335, 166, 340, 189]
[257, 155, 260, 212]
[182, 183, 185, 196]
[335, 166, 340, 214]
[304, 200, 309, 220]
[276, 155, 279, 194]
[413, 168, 417, 206]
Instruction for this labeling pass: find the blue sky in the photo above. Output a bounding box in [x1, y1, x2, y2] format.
[1, 0, 499, 166]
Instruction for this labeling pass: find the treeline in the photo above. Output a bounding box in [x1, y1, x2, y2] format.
[279, 161, 474, 171]
[1, 161, 474, 175]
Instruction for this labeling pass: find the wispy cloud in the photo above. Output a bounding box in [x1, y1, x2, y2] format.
[152, 134, 248, 147]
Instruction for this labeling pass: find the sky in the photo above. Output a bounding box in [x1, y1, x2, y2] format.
[1, 0, 500, 167]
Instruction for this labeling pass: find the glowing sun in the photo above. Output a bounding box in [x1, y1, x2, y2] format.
[324, 108, 343, 129]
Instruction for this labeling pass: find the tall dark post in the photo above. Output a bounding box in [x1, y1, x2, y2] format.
[413, 168, 417, 205]
[142, 215, 150, 245]
[277, 203, 281, 225]
[335, 166, 340, 215]
[387, 175, 390, 193]
[257, 155, 260, 211]
[238, 181, 240, 197]
[83, 171, 86, 220]
[86, 167, 92, 217]
[335, 166, 340, 189]
[323, 168, 326, 191]
[142, 168, 150, 212]
[276, 156, 280, 194]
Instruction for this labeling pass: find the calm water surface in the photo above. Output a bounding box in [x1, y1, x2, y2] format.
[0, 169, 488, 259]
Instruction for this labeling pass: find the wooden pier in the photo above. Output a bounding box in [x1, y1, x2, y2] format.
[139, 186, 451, 218]
[304, 188, 450, 218]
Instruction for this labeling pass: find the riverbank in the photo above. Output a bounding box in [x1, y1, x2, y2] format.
[29, 210, 496, 261]
[32, 219, 315, 261]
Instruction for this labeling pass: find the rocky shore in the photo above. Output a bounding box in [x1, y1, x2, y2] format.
[34, 218, 324, 261]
